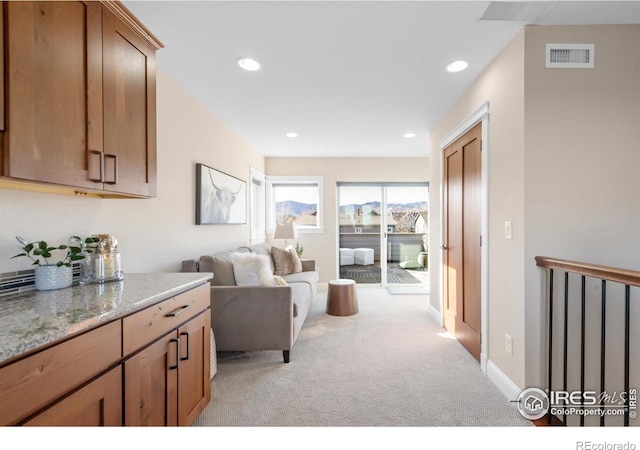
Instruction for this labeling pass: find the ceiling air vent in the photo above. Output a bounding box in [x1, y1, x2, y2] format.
[546, 44, 594, 68]
[480, 2, 556, 23]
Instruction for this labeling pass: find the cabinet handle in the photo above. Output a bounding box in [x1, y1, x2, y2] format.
[88, 150, 104, 182]
[104, 154, 118, 184]
[166, 305, 190, 317]
[180, 331, 190, 361]
[169, 338, 179, 370]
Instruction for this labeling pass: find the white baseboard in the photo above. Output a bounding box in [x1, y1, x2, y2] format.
[485, 358, 522, 402]
[427, 303, 442, 325]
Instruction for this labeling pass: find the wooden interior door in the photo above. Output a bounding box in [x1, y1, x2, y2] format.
[443, 123, 482, 361]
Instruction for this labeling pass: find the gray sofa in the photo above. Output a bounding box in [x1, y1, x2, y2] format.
[181, 243, 318, 363]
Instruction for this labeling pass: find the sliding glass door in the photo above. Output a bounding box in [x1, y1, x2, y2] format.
[338, 186, 382, 284]
[385, 186, 429, 285]
[338, 183, 429, 286]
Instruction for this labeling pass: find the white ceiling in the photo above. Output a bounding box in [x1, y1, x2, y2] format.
[124, 1, 640, 158]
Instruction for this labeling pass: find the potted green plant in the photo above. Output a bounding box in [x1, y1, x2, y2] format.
[295, 242, 304, 258]
[11, 236, 97, 291]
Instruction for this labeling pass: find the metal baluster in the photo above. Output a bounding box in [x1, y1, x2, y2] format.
[600, 280, 606, 427]
[548, 269, 554, 425]
[580, 275, 586, 427]
[563, 271, 569, 426]
[624, 285, 630, 427]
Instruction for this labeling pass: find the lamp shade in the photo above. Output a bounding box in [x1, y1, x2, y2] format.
[273, 222, 298, 240]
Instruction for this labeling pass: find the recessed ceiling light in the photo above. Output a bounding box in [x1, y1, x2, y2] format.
[237, 57, 261, 72]
[404, 133, 417, 139]
[286, 132, 299, 138]
[447, 60, 469, 73]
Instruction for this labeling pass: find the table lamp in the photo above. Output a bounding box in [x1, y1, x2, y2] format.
[273, 222, 298, 247]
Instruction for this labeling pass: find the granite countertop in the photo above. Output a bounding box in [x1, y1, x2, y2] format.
[0, 272, 213, 366]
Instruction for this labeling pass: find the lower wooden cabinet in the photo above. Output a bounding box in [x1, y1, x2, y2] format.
[177, 310, 211, 426]
[124, 309, 211, 426]
[122, 283, 212, 426]
[124, 331, 178, 426]
[0, 282, 211, 426]
[120, 282, 212, 426]
[24, 366, 123, 426]
[0, 320, 122, 425]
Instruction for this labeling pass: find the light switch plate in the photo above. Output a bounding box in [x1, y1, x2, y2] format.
[504, 221, 512, 240]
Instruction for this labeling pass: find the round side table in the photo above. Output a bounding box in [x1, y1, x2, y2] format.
[326, 279, 359, 316]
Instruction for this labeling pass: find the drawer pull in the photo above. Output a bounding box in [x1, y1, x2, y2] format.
[166, 305, 190, 317]
[179, 331, 189, 361]
[169, 338, 179, 370]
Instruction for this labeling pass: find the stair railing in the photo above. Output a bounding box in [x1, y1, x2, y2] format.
[536, 256, 639, 426]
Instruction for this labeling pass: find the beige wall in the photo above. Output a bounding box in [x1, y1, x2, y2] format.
[430, 24, 640, 401]
[523, 25, 640, 406]
[428, 30, 527, 388]
[0, 70, 264, 273]
[265, 157, 429, 282]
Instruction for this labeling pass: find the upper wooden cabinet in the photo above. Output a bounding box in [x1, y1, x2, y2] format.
[102, 7, 158, 197]
[0, 1, 162, 198]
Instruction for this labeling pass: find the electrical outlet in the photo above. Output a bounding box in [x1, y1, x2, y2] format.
[505, 333, 513, 355]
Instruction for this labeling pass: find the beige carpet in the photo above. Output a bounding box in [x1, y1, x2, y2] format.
[194, 287, 532, 427]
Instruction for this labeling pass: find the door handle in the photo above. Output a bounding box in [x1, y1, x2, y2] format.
[104, 154, 118, 184]
[440, 245, 448, 250]
[88, 150, 104, 182]
[169, 338, 179, 370]
[180, 331, 190, 361]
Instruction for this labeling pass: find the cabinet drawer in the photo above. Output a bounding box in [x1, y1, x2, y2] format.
[122, 284, 209, 356]
[0, 320, 121, 425]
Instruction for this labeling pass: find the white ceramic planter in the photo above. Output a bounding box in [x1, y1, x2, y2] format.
[35, 265, 73, 291]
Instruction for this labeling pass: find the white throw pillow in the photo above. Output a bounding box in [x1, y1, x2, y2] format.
[231, 253, 274, 286]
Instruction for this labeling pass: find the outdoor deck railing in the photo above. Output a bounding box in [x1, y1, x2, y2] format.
[535, 256, 639, 426]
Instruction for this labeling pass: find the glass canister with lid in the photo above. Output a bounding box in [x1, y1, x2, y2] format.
[79, 234, 124, 285]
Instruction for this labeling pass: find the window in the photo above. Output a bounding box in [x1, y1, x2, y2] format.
[250, 167, 266, 243]
[266, 176, 323, 233]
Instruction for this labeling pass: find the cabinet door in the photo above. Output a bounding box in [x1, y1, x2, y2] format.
[124, 331, 178, 426]
[23, 366, 122, 426]
[102, 6, 157, 197]
[0, 4, 5, 132]
[178, 311, 211, 426]
[0, 321, 121, 426]
[4, 1, 103, 188]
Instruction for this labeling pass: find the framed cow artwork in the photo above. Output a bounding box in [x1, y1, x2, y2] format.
[196, 163, 247, 225]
